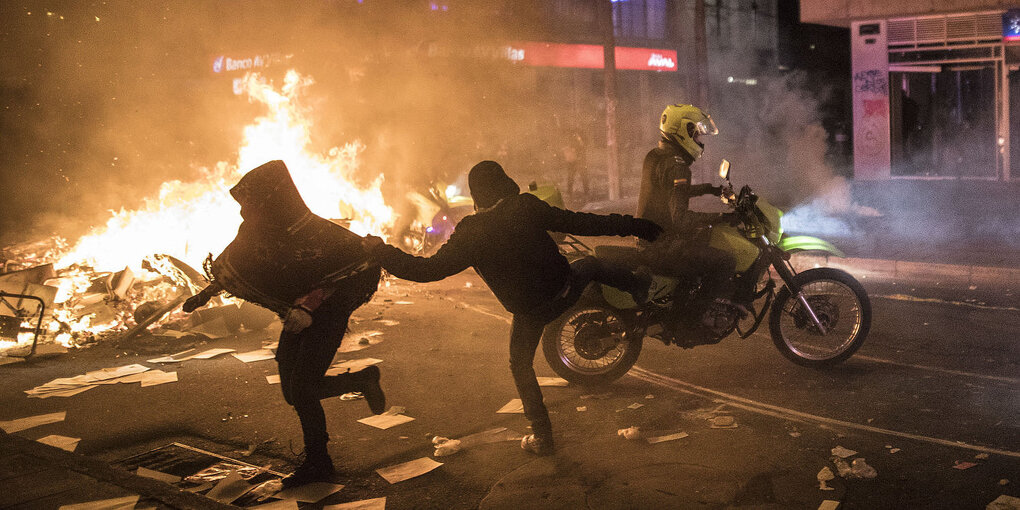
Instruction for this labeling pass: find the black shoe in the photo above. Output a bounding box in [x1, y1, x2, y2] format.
[520, 434, 555, 456]
[281, 455, 335, 489]
[353, 365, 386, 415]
[629, 268, 654, 305]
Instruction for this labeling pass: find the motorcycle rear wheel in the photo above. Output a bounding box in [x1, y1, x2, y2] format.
[541, 298, 642, 386]
[769, 267, 871, 367]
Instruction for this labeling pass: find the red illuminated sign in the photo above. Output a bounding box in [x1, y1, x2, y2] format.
[509, 43, 677, 72]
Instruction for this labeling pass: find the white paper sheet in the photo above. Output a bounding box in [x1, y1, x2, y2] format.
[205, 470, 251, 504]
[645, 432, 689, 444]
[192, 348, 236, 359]
[266, 374, 281, 384]
[324, 497, 387, 510]
[232, 349, 276, 363]
[376, 457, 442, 484]
[36, 434, 80, 452]
[357, 413, 414, 430]
[536, 377, 569, 387]
[0, 411, 66, 433]
[58, 495, 139, 510]
[273, 482, 344, 503]
[496, 399, 524, 414]
[140, 370, 178, 387]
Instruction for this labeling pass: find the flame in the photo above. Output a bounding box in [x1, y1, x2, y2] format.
[56, 70, 394, 274]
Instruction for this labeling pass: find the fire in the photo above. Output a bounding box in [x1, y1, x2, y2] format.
[57, 69, 394, 273]
[1, 70, 397, 352]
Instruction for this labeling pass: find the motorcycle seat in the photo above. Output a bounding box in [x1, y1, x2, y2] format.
[593, 245, 643, 271]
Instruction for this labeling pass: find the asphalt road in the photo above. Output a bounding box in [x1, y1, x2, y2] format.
[1, 270, 1017, 509]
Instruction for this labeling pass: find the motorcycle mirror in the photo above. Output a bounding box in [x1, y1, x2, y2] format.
[719, 159, 730, 180]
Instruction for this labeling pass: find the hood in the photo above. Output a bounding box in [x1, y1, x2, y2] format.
[469, 160, 520, 209]
[229, 160, 310, 227]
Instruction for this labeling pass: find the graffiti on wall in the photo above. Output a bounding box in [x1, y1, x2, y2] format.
[853, 70, 888, 95]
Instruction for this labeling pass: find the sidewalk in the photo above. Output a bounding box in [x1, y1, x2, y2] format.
[0, 432, 233, 509]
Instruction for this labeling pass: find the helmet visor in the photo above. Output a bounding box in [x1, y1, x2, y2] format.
[694, 116, 718, 136]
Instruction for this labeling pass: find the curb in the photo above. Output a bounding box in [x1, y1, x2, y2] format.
[791, 254, 1020, 287]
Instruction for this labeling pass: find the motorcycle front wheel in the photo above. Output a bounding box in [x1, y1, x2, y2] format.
[769, 267, 871, 367]
[541, 298, 642, 386]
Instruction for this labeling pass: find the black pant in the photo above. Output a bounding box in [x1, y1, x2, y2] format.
[509, 256, 640, 439]
[275, 295, 364, 459]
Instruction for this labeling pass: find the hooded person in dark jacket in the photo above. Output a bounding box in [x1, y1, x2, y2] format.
[182, 160, 385, 488]
[363, 160, 662, 455]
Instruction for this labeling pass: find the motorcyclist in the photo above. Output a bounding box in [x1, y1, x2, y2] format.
[637, 104, 743, 314]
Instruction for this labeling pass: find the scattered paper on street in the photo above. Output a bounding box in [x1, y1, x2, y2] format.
[274, 482, 344, 503]
[205, 470, 251, 504]
[536, 376, 569, 387]
[323, 497, 387, 510]
[189, 317, 232, 339]
[358, 411, 414, 430]
[645, 432, 688, 444]
[136, 466, 181, 483]
[251, 499, 299, 510]
[709, 415, 737, 429]
[818, 500, 840, 510]
[149, 348, 235, 363]
[627, 403, 645, 410]
[831, 446, 857, 458]
[339, 331, 383, 353]
[986, 495, 1020, 510]
[233, 349, 276, 363]
[497, 398, 524, 414]
[454, 427, 523, 447]
[326, 358, 383, 376]
[139, 370, 178, 387]
[36, 434, 80, 452]
[374, 319, 399, 326]
[58, 495, 139, 510]
[393, 301, 413, 305]
[0, 411, 66, 433]
[376, 457, 442, 483]
[577, 406, 587, 412]
[953, 461, 977, 470]
[266, 374, 281, 384]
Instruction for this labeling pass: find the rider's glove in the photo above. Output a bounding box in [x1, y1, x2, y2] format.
[710, 185, 725, 196]
[632, 219, 664, 243]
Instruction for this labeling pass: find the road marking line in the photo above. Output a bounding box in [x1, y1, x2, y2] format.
[751, 331, 1018, 385]
[852, 354, 1020, 385]
[454, 301, 511, 325]
[628, 365, 1020, 459]
[873, 293, 1020, 312]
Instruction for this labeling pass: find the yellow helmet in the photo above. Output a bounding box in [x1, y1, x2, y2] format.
[659, 104, 718, 160]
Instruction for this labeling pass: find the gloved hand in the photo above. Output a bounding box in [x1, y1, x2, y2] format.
[283, 307, 313, 333]
[183, 291, 212, 313]
[632, 219, 664, 243]
[361, 234, 384, 254]
[710, 184, 725, 196]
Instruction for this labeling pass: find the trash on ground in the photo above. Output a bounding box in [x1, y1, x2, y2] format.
[205, 470, 251, 504]
[148, 348, 235, 363]
[645, 431, 688, 444]
[139, 370, 177, 387]
[339, 331, 383, 353]
[953, 461, 978, 470]
[789, 431, 801, 438]
[250, 499, 298, 510]
[645, 394, 655, 399]
[831, 457, 852, 478]
[432, 437, 462, 457]
[975, 453, 990, 460]
[626, 403, 645, 410]
[986, 495, 1020, 510]
[850, 458, 877, 479]
[888, 448, 900, 454]
[536, 376, 569, 387]
[393, 301, 414, 305]
[376, 457, 442, 484]
[817, 466, 835, 490]
[233, 349, 276, 363]
[136, 466, 181, 483]
[358, 407, 414, 429]
[326, 357, 383, 375]
[188, 317, 233, 339]
[266, 374, 281, 384]
[1000, 479, 1010, 486]
[579, 392, 613, 400]
[185, 461, 264, 483]
[273, 481, 344, 503]
[576, 406, 587, 412]
[26, 364, 153, 398]
[0, 410, 66, 433]
[617, 426, 641, 440]
[57, 494, 139, 510]
[830, 445, 857, 458]
[709, 415, 737, 429]
[818, 500, 840, 510]
[36, 434, 80, 452]
[497, 398, 525, 414]
[339, 392, 364, 401]
[374, 319, 399, 326]
[322, 496, 387, 510]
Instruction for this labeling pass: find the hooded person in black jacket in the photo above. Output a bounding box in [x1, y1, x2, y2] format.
[363, 160, 662, 455]
[182, 160, 385, 488]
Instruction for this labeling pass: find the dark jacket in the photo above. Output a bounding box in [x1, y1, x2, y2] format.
[372, 192, 650, 315]
[637, 140, 720, 231]
[211, 160, 379, 316]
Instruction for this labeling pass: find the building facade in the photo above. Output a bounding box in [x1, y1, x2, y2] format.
[802, 1, 1019, 181]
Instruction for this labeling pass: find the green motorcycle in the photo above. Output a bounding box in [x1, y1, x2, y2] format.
[543, 160, 872, 385]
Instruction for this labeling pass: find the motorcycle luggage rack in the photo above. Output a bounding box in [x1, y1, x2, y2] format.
[558, 234, 592, 257]
[0, 291, 46, 359]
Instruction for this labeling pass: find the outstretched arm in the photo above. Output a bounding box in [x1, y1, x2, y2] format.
[532, 195, 662, 242]
[363, 228, 473, 283]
